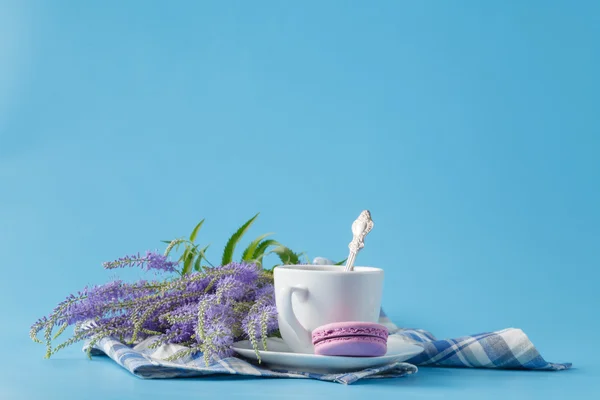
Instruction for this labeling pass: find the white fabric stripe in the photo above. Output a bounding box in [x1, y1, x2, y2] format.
[218, 359, 238, 374]
[425, 336, 479, 364]
[467, 340, 493, 367]
[500, 329, 537, 365]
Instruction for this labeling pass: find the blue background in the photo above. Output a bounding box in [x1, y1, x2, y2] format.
[1, 0, 598, 398]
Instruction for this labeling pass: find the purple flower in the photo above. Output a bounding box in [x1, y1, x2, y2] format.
[242, 303, 278, 339]
[198, 299, 236, 332]
[102, 251, 178, 273]
[204, 319, 234, 347]
[32, 256, 280, 365]
[208, 262, 259, 285]
[253, 284, 275, 302]
[215, 276, 247, 301]
[161, 303, 198, 343]
[63, 279, 158, 326]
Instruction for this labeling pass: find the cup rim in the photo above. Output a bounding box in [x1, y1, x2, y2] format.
[274, 264, 382, 274]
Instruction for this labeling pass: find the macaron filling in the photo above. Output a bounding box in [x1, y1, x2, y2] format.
[311, 321, 389, 357]
[313, 335, 386, 345]
[312, 327, 388, 344]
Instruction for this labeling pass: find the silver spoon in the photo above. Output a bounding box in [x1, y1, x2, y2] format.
[344, 210, 374, 271]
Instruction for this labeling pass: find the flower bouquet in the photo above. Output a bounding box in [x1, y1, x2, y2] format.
[30, 213, 341, 365]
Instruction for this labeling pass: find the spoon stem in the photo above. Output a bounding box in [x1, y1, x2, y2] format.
[344, 210, 374, 272]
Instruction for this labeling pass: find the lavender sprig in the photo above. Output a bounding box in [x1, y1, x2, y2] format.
[102, 251, 179, 273]
[31, 261, 279, 365]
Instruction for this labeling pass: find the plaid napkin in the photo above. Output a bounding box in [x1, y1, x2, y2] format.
[85, 335, 417, 385]
[379, 310, 570, 370]
[84, 309, 569, 385]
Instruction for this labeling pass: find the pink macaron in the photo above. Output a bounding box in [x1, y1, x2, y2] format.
[312, 321, 388, 357]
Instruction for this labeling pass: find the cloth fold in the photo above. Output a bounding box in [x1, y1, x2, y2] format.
[85, 309, 570, 385]
[86, 336, 417, 385]
[378, 310, 570, 371]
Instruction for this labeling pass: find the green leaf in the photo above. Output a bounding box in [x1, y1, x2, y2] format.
[199, 244, 213, 267]
[194, 244, 211, 271]
[241, 233, 273, 262]
[270, 329, 282, 339]
[197, 243, 210, 259]
[182, 246, 196, 275]
[221, 213, 260, 265]
[178, 247, 187, 263]
[335, 258, 348, 266]
[297, 251, 310, 264]
[180, 246, 189, 268]
[252, 239, 281, 264]
[160, 240, 172, 244]
[269, 245, 300, 265]
[189, 219, 205, 243]
[193, 255, 202, 272]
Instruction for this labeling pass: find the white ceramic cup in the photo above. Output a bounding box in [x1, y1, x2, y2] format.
[273, 264, 384, 354]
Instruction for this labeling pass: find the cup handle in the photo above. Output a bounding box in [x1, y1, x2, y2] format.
[280, 285, 312, 348]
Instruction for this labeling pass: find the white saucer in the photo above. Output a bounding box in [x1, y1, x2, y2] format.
[232, 335, 423, 373]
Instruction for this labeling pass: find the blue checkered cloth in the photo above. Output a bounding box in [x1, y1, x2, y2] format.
[84, 309, 570, 385]
[378, 310, 570, 371]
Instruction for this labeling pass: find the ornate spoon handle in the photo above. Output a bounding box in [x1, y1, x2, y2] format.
[344, 210, 374, 271]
